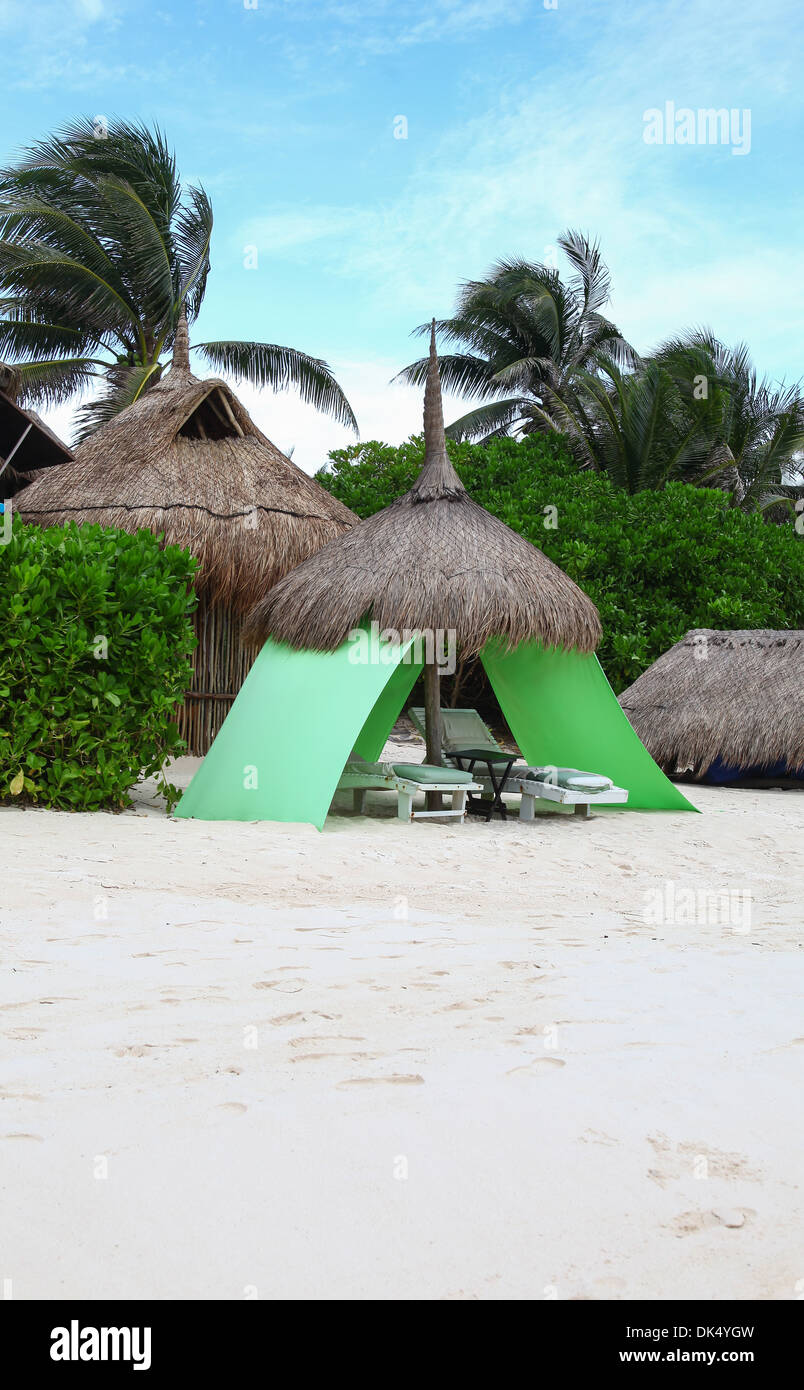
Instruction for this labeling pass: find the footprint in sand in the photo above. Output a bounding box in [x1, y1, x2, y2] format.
[294, 1051, 379, 1062]
[336, 1074, 425, 1089]
[667, 1208, 755, 1237]
[647, 1133, 759, 1184]
[580, 1128, 619, 1147]
[215, 1102, 247, 1115]
[507, 1058, 566, 1076]
[253, 979, 306, 994]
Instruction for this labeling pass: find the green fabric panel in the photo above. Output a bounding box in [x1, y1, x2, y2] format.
[175, 635, 416, 828]
[481, 638, 697, 812]
[352, 656, 423, 760]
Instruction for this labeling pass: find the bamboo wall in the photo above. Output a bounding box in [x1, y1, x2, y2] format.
[176, 593, 259, 755]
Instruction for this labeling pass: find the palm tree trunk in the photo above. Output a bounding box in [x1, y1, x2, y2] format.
[424, 661, 444, 811]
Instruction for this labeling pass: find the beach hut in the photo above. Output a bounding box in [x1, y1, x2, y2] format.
[17, 317, 356, 753]
[620, 629, 804, 784]
[176, 325, 693, 825]
[0, 362, 73, 500]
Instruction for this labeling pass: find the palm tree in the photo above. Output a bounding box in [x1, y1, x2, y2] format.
[540, 355, 708, 492]
[0, 118, 356, 439]
[653, 331, 804, 511]
[536, 332, 804, 509]
[396, 230, 636, 441]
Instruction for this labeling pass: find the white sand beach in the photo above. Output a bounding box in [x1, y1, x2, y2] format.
[1, 729, 802, 1301]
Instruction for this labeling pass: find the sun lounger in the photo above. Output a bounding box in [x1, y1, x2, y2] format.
[336, 756, 482, 822]
[407, 707, 628, 819]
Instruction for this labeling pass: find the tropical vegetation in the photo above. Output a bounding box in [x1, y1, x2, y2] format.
[0, 521, 197, 809]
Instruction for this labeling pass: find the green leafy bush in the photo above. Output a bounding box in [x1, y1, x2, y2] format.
[0, 519, 197, 810]
[318, 434, 804, 691]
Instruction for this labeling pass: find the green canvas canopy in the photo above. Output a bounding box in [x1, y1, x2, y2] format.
[175, 631, 694, 827]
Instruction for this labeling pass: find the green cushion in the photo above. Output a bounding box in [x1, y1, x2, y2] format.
[525, 767, 613, 792]
[392, 763, 474, 785]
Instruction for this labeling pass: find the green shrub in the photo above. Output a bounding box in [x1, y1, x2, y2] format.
[0, 519, 197, 810]
[318, 435, 804, 691]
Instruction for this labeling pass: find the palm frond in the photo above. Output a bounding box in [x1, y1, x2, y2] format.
[72, 360, 163, 441]
[445, 397, 529, 441]
[196, 340, 357, 431]
[395, 351, 504, 399]
[93, 173, 175, 327]
[558, 229, 612, 315]
[174, 184, 212, 318]
[0, 312, 91, 359]
[11, 357, 98, 408]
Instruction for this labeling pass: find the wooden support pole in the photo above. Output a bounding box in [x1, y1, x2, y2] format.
[0, 420, 33, 480]
[217, 391, 245, 437]
[424, 660, 444, 812]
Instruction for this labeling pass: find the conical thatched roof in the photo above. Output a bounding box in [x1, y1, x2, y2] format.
[619, 629, 804, 777]
[244, 324, 601, 655]
[17, 319, 355, 611]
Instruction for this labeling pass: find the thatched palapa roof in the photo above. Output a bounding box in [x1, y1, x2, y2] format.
[1, 362, 73, 495]
[619, 629, 804, 776]
[244, 324, 602, 656]
[17, 315, 355, 610]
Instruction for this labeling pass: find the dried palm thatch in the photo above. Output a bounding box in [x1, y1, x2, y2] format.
[17, 317, 356, 751]
[619, 629, 804, 777]
[245, 323, 602, 658]
[17, 317, 355, 610]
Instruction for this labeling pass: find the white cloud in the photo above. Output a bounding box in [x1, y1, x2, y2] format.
[231, 357, 470, 472]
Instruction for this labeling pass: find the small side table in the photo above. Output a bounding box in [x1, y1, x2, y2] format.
[445, 747, 518, 821]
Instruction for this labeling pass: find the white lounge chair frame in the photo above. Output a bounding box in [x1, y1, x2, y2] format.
[336, 761, 482, 822]
[407, 707, 628, 820]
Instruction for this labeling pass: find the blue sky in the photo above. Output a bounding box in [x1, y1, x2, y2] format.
[1, 0, 802, 470]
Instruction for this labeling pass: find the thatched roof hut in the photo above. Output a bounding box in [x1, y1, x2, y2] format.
[619, 629, 804, 781]
[18, 317, 354, 608]
[17, 316, 356, 751]
[246, 324, 601, 657]
[245, 322, 601, 768]
[0, 362, 73, 500]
